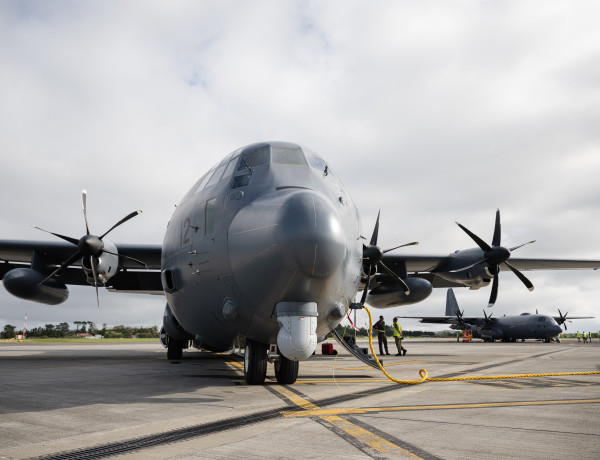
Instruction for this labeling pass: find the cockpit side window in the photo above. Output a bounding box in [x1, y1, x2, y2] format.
[272, 147, 307, 165]
[205, 162, 228, 188]
[193, 167, 216, 195]
[306, 152, 326, 171]
[221, 155, 239, 181]
[231, 175, 250, 189]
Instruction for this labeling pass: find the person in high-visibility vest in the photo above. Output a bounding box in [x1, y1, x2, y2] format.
[393, 317, 407, 356]
[583, 332, 587, 343]
[373, 315, 389, 355]
[577, 331, 581, 342]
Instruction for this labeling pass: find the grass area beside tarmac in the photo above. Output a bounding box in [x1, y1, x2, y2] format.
[1, 338, 158, 344]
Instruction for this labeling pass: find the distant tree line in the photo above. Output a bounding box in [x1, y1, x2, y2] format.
[333, 324, 456, 338]
[1, 322, 159, 339]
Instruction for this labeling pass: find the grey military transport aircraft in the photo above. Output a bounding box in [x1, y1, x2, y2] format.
[1, 142, 600, 384]
[399, 288, 593, 342]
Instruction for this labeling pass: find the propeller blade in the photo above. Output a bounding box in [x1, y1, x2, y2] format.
[379, 261, 410, 295]
[99, 210, 142, 240]
[89, 255, 100, 308]
[455, 222, 492, 252]
[504, 261, 534, 291]
[82, 190, 91, 236]
[509, 240, 536, 252]
[359, 265, 371, 306]
[370, 210, 381, 246]
[383, 242, 419, 253]
[38, 250, 83, 286]
[487, 267, 499, 307]
[32, 226, 79, 246]
[102, 249, 149, 268]
[492, 209, 501, 247]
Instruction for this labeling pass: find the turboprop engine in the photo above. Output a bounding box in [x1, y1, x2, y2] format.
[3, 191, 145, 306]
[367, 277, 433, 308]
[80, 239, 120, 285]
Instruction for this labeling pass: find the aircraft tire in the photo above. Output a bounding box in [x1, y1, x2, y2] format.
[167, 339, 184, 360]
[244, 339, 267, 385]
[274, 355, 299, 384]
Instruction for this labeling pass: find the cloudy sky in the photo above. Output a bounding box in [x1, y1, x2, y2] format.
[1, 0, 599, 334]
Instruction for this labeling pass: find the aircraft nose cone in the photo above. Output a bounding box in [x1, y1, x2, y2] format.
[228, 189, 347, 291]
[278, 190, 346, 278]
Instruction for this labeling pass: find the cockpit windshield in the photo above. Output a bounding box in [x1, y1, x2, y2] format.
[272, 147, 307, 166]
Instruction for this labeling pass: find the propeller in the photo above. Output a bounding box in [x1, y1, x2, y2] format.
[482, 309, 494, 328]
[454, 209, 535, 308]
[34, 190, 144, 306]
[556, 309, 571, 330]
[357, 211, 418, 307]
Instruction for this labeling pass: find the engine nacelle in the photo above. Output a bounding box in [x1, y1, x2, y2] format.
[162, 303, 194, 342]
[367, 277, 433, 308]
[2, 268, 69, 305]
[81, 239, 119, 285]
[436, 263, 492, 290]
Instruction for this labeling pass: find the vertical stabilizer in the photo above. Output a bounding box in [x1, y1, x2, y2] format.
[445, 288, 460, 316]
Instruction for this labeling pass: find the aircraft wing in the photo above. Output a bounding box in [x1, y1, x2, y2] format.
[504, 258, 600, 271]
[384, 254, 600, 272]
[397, 315, 484, 326]
[0, 239, 163, 293]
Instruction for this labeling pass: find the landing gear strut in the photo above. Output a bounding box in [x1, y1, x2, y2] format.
[244, 339, 267, 385]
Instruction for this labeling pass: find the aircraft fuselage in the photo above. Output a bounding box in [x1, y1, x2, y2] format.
[160, 142, 362, 358]
[467, 313, 563, 341]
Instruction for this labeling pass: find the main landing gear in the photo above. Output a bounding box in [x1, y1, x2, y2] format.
[167, 338, 186, 360]
[243, 339, 299, 385]
[274, 354, 299, 384]
[244, 339, 268, 385]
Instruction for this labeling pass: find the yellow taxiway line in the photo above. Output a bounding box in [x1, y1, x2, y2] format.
[281, 398, 600, 418]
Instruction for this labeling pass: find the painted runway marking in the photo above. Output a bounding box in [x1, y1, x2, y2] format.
[270, 384, 428, 458]
[281, 398, 600, 418]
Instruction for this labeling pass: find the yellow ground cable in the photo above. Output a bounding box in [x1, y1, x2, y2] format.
[362, 305, 600, 384]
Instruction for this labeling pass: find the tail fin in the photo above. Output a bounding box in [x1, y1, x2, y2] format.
[445, 288, 460, 316]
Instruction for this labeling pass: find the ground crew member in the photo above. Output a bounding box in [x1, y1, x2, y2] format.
[577, 331, 581, 342]
[583, 332, 587, 343]
[589, 332, 592, 343]
[393, 317, 407, 356]
[373, 315, 389, 355]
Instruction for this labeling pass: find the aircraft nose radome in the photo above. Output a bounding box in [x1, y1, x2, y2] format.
[278, 190, 346, 277]
[228, 189, 347, 284]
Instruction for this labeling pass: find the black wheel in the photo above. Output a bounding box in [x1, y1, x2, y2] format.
[274, 355, 299, 384]
[167, 339, 184, 360]
[244, 339, 267, 385]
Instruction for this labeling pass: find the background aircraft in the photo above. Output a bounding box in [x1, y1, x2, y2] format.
[399, 288, 593, 342]
[1, 142, 600, 384]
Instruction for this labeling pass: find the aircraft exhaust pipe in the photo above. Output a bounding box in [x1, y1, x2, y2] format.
[275, 302, 318, 361]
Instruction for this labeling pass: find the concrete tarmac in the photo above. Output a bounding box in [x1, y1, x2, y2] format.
[0, 339, 599, 459]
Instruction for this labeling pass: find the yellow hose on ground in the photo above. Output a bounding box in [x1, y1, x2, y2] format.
[363, 305, 600, 384]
